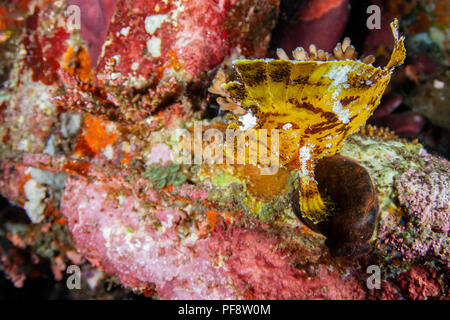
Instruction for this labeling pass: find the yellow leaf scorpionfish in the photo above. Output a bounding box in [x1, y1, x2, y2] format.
[222, 19, 406, 224]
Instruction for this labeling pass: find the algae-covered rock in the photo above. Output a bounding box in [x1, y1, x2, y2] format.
[340, 134, 449, 276]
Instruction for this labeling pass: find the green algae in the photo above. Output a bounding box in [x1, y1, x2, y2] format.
[143, 162, 186, 189]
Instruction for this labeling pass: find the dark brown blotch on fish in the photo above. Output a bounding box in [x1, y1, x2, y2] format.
[291, 155, 380, 258]
[226, 82, 247, 102]
[268, 61, 291, 83]
[340, 96, 359, 107]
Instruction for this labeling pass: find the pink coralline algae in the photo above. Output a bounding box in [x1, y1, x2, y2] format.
[93, 0, 278, 111]
[371, 266, 443, 300]
[208, 226, 367, 300]
[43, 0, 280, 123]
[395, 266, 442, 300]
[60, 170, 367, 299]
[378, 150, 449, 265]
[61, 176, 237, 299]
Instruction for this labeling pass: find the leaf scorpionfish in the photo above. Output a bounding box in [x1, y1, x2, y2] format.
[222, 19, 406, 223]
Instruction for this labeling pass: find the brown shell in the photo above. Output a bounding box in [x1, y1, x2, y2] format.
[291, 155, 380, 257]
